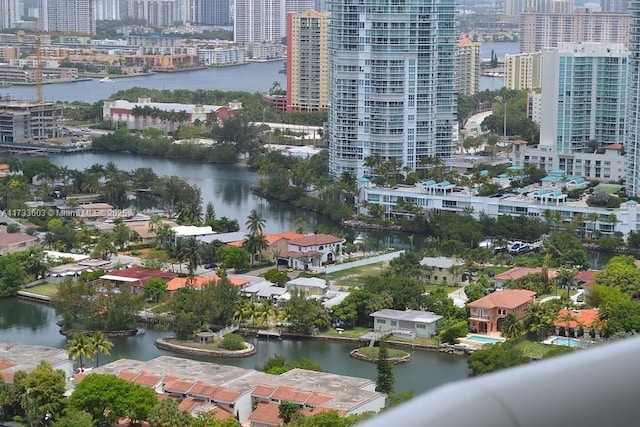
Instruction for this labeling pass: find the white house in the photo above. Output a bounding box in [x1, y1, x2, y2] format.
[370, 309, 442, 339]
[281, 233, 345, 270]
[286, 277, 328, 297]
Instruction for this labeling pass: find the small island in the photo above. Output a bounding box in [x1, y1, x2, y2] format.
[350, 346, 411, 364]
[155, 332, 256, 358]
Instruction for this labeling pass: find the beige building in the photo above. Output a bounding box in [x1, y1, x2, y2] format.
[419, 256, 466, 285]
[455, 38, 481, 96]
[505, 52, 542, 90]
[520, 9, 630, 53]
[0, 232, 39, 255]
[286, 10, 330, 112]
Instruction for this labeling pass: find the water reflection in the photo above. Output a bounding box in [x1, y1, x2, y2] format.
[0, 298, 51, 331]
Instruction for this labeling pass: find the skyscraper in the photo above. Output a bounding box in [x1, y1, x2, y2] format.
[194, 0, 230, 26]
[455, 38, 481, 96]
[286, 10, 330, 112]
[234, 0, 285, 43]
[540, 43, 628, 154]
[93, 0, 120, 21]
[505, 52, 542, 90]
[327, 0, 457, 178]
[0, 0, 22, 30]
[39, 0, 94, 34]
[626, 0, 640, 195]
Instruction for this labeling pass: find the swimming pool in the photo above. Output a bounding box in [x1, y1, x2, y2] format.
[551, 337, 590, 348]
[466, 335, 505, 344]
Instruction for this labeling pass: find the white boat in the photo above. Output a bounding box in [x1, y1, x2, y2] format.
[99, 77, 112, 83]
[353, 234, 365, 245]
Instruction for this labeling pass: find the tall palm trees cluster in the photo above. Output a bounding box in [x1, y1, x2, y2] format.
[233, 299, 280, 331]
[65, 331, 114, 372]
[243, 209, 268, 265]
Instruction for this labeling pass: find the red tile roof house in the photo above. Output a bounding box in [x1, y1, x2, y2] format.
[98, 266, 177, 294]
[492, 267, 559, 288]
[553, 308, 600, 338]
[283, 233, 346, 271]
[0, 232, 39, 255]
[467, 290, 537, 334]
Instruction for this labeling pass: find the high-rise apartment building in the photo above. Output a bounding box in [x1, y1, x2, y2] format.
[39, 0, 94, 34]
[286, 10, 330, 112]
[0, 0, 22, 30]
[93, 0, 120, 21]
[234, 0, 285, 44]
[327, 0, 457, 178]
[520, 9, 630, 53]
[524, 0, 574, 12]
[505, 52, 542, 90]
[505, 0, 525, 16]
[285, 0, 315, 13]
[602, 0, 628, 11]
[194, 0, 230, 26]
[625, 0, 640, 195]
[127, 0, 179, 27]
[455, 38, 480, 97]
[540, 43, 628, 153]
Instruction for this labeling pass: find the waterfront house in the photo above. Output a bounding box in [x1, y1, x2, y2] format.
[227, 231, 306, 265]
[241, 281, 287, 302]
[419, 256, 466, 285]
[98, 266, 177, 294]
[370, 309, 442, 339]
[0, 231, 39, 255]
[553, 308, 600, 338]
[282, 233, 345, 270]
[165, 275, 249, 293]
[467, 290, 537, 334]
[286, 277, 328, 297]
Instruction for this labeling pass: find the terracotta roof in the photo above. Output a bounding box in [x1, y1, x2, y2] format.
[575, 270, 598, 287]
[302, 406, 346, 418]
[249, 402, 283, 426]
[134, 372, 162, 387]
[554, 308, 600, 329]
[0, 163, 10, 170]
[0, 232, 37, 246]
[253, 385, 277, 398]
[118, 371, 139, 382]
[209, 406, 235, 420]
[467, 289, 537, 309]
[605, 143, 623, 150]
[272, 385, 312, 404]
[103, 266, 177, 286]
[0, 360, 16, 371]
[190, 381, 219, 398]
[0, 371, 14, 382]
[458, 37, 473, 46]
[210, 387, 242, 403]
[164, 379, 195, 394]
[305, 391, 333, 406]
[228, 231, 307, 248]
[178, 396, 201, 413]
[157, 393, 170, 401]
[513, 139, 528, 145]
[288, 234, 343, 247]
[493, 267, 558, 282]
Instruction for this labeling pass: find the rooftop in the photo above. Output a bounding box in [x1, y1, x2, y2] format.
[287, 277, 328, 289]
[419, 256, 464, 269]
[370, 309, 442, 324]
[0, 232, 37, 245]
[493, 267, 559, 282]
[467, 289, 537, 310]
[554, 308, 600, 329]
[288, 233, 344, 247]
[0, 341, 70, 382]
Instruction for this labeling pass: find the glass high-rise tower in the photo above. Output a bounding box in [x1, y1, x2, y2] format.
[327, 0, 457, 178]
[626, 1, 640, 196]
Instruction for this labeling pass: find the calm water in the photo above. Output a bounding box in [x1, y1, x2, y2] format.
[0, 298, 470, 395]
[2, 61, 286, 104]
[1, 42, 517, 103]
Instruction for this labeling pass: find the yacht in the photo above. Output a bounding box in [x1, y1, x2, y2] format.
[99, 76, 112, 83]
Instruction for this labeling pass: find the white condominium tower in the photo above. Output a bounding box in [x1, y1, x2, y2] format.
[39, 0, 94, 33]
[0, 0, 22, 30]
[626, 0, 640, 196]
[327, 0, 457, 178]
[234, 0, 285, 43]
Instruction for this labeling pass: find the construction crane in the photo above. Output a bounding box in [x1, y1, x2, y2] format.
[34, 17, 43, 103]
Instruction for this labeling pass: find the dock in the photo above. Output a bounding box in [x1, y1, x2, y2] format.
[257, 330, 281, 339]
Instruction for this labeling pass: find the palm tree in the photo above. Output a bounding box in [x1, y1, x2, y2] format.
[178, 237, 202, 276]
[234, 300, 249, 325]
[587, 212, 599, 239]
[66, 334, 94, 372]
[556, 268, 577, 300]
[247, 302, 260, 332]
[90, 331, 114, 368]
[243, 232, 269, 264]
[500, 313, 524, 341]
[259, 300, 276, 326]
[540, 253, 552, 294]
[559, 310, 576, 338]
[246, 209, 266, 235]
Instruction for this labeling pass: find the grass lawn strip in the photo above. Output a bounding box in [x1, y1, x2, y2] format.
[24, 283, 59, 297]
[354, 346, 409, 359]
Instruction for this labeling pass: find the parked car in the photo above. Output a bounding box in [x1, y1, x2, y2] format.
[203, 262, 217, 269]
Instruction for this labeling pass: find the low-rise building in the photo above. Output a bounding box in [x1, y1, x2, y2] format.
[467, 290, 537, 334]
[419, 256, 466, 285]
[553, 308, 600, 337]
[370, 309, 442, 339]
[199, 47, 246, 66]
[282, 233, 345, 270]
[493, 267, 559, 288]
[0, 100, 64, 144]
[0, 341, 74, 386]
[98, 266, 177, 294]
[84, 356, 386, 425]
[0, 232, 39, 255]
[286, 277, 328, 297]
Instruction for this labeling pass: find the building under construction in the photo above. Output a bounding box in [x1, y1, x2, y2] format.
[0, 99, 64, 144]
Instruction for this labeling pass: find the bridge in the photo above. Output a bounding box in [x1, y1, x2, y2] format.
[0, 143, 89, 155]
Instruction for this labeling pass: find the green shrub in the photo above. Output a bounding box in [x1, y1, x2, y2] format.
[220, 333, 245, 351]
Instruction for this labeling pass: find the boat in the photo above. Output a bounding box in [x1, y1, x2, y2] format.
[508, 241, 533, 256]
[353, 234, 365, 245]
[99, 76, 112, 83]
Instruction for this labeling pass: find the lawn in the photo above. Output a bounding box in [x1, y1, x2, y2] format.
[513, 339, 559, 359]
[24, 283, 59, 297]
[320, 327, 370, 339]
[324, 263, 388, 288]
[354, 346, 409, 359]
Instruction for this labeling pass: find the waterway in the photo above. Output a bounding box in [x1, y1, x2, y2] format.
[1, 42, 518, 103]
[0, 298, 471, 396]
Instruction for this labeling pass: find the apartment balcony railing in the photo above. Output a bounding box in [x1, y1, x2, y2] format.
[360, 335, 640, 427]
